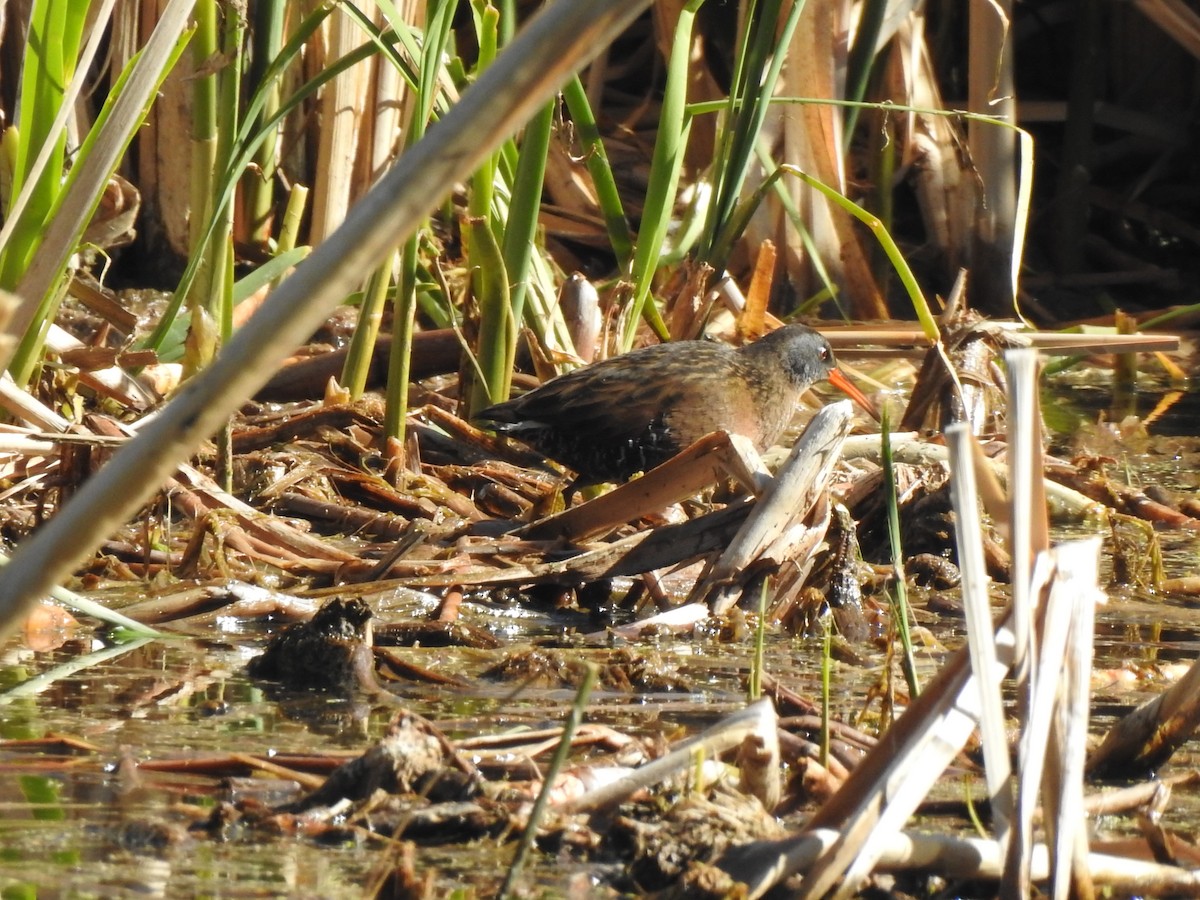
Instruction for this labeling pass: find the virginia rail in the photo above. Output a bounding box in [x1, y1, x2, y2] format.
[478, 323, 874, 486]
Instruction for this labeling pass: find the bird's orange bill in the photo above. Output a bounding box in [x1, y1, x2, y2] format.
[827, 367, 880, 421]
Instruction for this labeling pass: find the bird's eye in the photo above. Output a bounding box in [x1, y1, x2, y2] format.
[821, 346, 831, 361]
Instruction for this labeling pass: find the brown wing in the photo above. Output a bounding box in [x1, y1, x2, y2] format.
[486, 345, 724, 429]
[477, 343, 744, 480]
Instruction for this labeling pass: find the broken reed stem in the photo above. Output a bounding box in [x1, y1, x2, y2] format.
[1048, 540, 1100, 900]
[1002, 346, 1050, 897]
[563, 700, 778, 816]
[1005, 348, 1045, 678]
[946, 423, 1014, 848]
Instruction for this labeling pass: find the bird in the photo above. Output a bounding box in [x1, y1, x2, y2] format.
[477, 323, 875, 487]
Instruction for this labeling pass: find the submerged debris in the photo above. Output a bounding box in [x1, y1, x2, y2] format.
[247, 596, 375, 691]
[278, 712, 481, 813]
[481, 646, 694, 693]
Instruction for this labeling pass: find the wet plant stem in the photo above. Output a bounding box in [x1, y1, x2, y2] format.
[882, 409, 920, 697]
[821, 614, 832, 768]
[749, 579, 768, 701]
[498, 662, 597, 899]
